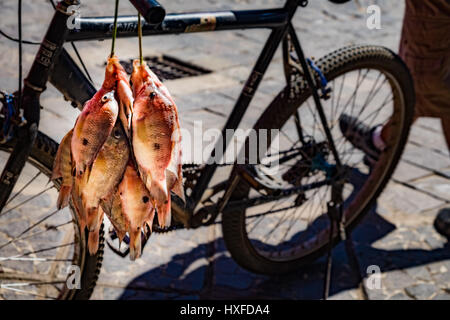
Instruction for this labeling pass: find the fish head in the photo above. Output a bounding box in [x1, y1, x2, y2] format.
[98, 90, 119, 117]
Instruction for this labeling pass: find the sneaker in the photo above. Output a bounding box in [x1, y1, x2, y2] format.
[338, 114, 381, 167]
[434, 208, 450, 239]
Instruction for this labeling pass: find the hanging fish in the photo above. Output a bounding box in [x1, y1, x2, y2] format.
[78, 122, 129, 231]
[118, 160, 155, 260]
[71, 56, 126, 178]
[51, 129, 74, 209]
[108, 55, 134, 138]
[131, 60, 184, 228]
[88, 207, 105, 255]
[101, 189, 129, 245]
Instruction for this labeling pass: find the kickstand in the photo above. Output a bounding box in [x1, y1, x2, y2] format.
[323, 200, 368, 300]
[323, 215, 335, 300]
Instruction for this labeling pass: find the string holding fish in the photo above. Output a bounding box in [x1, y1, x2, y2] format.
[110, 0, 120, 58]
[138, 13, 144, 66]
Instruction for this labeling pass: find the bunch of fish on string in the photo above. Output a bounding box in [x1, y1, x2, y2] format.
[52, 56, 184, 260]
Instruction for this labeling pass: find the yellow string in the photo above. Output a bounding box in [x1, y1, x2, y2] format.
[110, 0, 120, 57]
[138, 13, 143, 65]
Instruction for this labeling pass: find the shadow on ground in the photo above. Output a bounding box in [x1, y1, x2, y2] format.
[117, 205, 449, 300]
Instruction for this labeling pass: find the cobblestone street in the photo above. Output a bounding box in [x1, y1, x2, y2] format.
[0, 0, 449, 300]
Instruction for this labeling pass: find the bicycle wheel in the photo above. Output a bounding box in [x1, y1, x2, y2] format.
[222, 45, 415, 274]
[0, 131, 103, 299]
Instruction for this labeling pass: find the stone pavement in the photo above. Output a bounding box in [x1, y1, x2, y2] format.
[0, 0, 449, 300]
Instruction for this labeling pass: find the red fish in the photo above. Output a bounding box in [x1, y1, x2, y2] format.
[79, 123, 129, 232]
[131, 60, 184, 228]
[71, 54, 134, 178]
[118, 161, 155, 260]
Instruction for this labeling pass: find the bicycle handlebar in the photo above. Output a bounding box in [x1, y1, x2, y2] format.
[129, 0, 166, 25]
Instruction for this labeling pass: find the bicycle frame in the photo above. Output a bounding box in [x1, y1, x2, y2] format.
[0, 0, 340, 223]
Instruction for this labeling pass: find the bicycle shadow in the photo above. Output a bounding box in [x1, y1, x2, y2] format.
[118, 203, 450, 300]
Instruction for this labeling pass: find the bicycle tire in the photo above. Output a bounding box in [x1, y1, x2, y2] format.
[0, 131, 104, 300]
[222, 45, 415, 275]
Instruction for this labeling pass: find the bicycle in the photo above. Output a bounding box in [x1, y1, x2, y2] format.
[0, 0, 415, 300]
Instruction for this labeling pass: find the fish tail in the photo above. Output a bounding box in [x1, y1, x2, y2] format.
[145, 206, 156, 233]
[57, 185, 72, 209]
[88, 229, 100, 255]
[149, 178, 168, 205]
[86, 207, 100, 232]
[156, 196, 171, 228]
[170, 177, 185, 203]
[129, 230, 142, 261]
[109, 219, 126, 243]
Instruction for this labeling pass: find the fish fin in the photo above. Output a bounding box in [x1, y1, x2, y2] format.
[88, 229, 100, 255]
[129, 230, 142, 261]
[84, 165, 92, 184]
[75, 162, 87, 179]
[137, 165, 148, 187]
[109, 219, 126, 243]
[145, 206, 156, 233]
[71, 192, 86, 231]
[100, 197, 112, 215]
[149, 178, 168, 205]
[88, 208, 104, 254]
[115, 229, 126, 243]
[52, 129, 73, 181]
[51, 163, 62, 181]
[171, 177, 185, 203]
[86, 206, 100, 232]
[57, 185, 72, 209]
[156, 196, 171, 228]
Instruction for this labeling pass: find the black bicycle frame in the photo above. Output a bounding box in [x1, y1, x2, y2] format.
[0, 0, 339, 218]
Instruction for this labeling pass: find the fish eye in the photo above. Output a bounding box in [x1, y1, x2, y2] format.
[149, 92, 156, 99]
[101, 94, 110, 102]
[113, 129, 121, 138]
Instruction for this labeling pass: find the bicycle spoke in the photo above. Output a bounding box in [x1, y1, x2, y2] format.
[0, 257, 72, 262]
[0, 285, 57, 300]
[6, 171, 41, 206]
[339, 69, 370, 118]
[355, 72, 386, 118]
[0, 220, 72, 249]
[0, 185, 54, 218]
[0, 209, 60, 250]
[19, 242, 75, 258]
